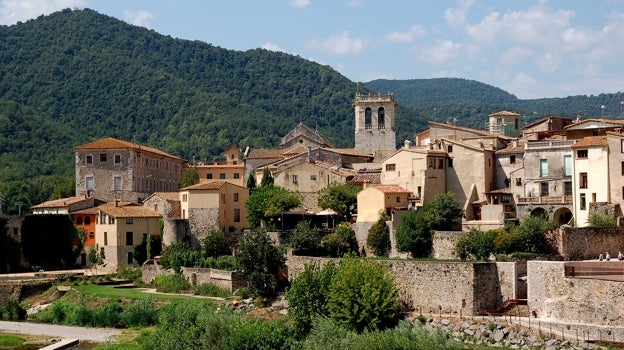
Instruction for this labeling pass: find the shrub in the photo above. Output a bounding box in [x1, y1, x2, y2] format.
[153, 273, 191, 293]
[454, 228, 498, 261]
[321, 223, 356, 257]
[286, 262, 337, 337]
[588, 212, 618, 228]
[290, 221, 320, 256]
[204, 230, 231, 258]
[216, 255, 238, 271]
[67, 297, 92, 326]
[328, 257, 402, 333]
[160, 242, 203, 272]
[236, 229, 285, 298]
[121, 297, 158, 327]
[366, 215, 390, 257]
[493, 230, 520, 254]
[92, 300, 122, 328]
[115, 266, 143, 282]
[227, 318, 296, 350]
[0, 299, 26, 321]
[195, 283, 231, 298]
[513, 217, 558, 254]
[395, 210, 433, 258]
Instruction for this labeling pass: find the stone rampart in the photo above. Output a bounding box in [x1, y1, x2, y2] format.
[527, 261, 624, 328]
[142, 263, 244, 292]
[286, 254, 516, 316]
[548, 226, 624, 260]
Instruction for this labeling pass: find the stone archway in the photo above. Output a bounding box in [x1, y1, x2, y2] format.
[530, 207, 549, 220]
[553, 207, 573, 225]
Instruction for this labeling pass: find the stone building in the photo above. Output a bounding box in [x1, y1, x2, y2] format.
[572, 136, 610, 227]
[353, 92, 397, 155]
[74, 137, 185, 203]
[142, 192, 185, 247]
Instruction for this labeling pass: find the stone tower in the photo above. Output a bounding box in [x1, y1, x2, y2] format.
[353, 92, 397, 154]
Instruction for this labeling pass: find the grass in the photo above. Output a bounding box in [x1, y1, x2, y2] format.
[0, 335, 25, 347]
[71, 284, 215, 305]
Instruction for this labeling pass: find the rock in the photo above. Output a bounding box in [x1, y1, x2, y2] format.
[441, 318, 451, 326]
[493, 329, 506, 342]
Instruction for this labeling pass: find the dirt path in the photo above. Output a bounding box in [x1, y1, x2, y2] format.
[0, 321, 121, 342]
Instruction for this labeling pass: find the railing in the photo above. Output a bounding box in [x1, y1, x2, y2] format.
[503, 212, 517, 220]
[517, 195, 572, 205]
[525, 140, 575, 150]
[355, 92, 395, 102]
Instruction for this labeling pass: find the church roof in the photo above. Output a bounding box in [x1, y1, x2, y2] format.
[280, 122, 333, 147]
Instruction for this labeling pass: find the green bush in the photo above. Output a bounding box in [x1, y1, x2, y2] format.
[67, 297, 92, 326]
[153, 273, 191, 293]
[227, 318, 296, 350]
[366, 215, 390, 257]
[204, 230, 231, 258]
[236, 229, 285, 298]
[92, 300, 122, 328]
[115, 266, 143, 282]
[321, 223, 356, 257]
[121, 297, 158, 327]
[160, 242, 204, 272]
[0, 299, 26, 321]
[395, 210, 432, 258]
[454, 228, 498, 261]
[328, 257, 402, 333]
[286, 262, 337, 337]
[195, 283, 231, 298]
[513, 217, 557, 254]
[290, 221, 320, 256]
[588, 212, 618, 228]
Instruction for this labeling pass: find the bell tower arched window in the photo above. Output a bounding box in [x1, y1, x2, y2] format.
[378, 107, 385, 129]
[365, 108, 372, 129]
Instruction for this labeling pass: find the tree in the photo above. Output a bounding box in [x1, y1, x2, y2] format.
[134, 234, 162, 265]
[21, 214, 82, 269]
[454, 227, 498, 261]
[260, 167, 274, 187]
[395, 210, 432, 258]
[321, 222, 357, 257]
[203, 229, 230, 258]
[236, 229, 285, 298]
[289, 221, 320, 256]
[328, 257, 402, 333]
[366, 213, 390, 257]
[246, 173, 256, 191]
[245, 185, 301, 228]
[317, 182, 360, 222]
[0, 217, 21, 273]
[512, 216, 558, 254]
[88, 247, 105, 274]
[427, 191, 463, 230]
[179, 167, 199, 188]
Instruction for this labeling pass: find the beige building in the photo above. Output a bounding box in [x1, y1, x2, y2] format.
[94, 201, 162, 270]
[31, 196, 104, 215]
[141, 192, 184, 247]
[179, 180, 249, 246]
[353, 92, 397, 155]
[571, 136, 610, 227]
[607, 132, 624, 213]
[487, 111, 520, 137]
[195, 146, 245, 186]
[74, 137, 185, 203]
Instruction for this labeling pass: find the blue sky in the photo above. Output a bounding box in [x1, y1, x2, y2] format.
[1, 0, 623, 101]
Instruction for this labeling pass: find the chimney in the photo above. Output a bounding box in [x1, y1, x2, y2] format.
[114, 198, 119, 207]
[307, 147, 313, 163]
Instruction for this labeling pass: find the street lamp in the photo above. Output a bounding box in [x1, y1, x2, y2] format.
[620, 101, 623, 119]
[601, 105, 605, 118]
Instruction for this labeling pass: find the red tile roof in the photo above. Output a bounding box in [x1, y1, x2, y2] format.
[571, 136, 608, 148]
[31, 196, 91, 209]
[74, 137, 182, 160]
[371, 185, 410, 193]
[180, 180, 227, 191]
[98, 202, 161, 218]
[489, 110, 520, 117]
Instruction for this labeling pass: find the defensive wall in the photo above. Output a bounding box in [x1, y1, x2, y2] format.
[286, 253, 520, 316]
[547, 226, 624, 260]
[141, 262, 244, 292]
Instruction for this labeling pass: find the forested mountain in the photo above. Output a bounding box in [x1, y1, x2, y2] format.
[0, 8, 622, 214]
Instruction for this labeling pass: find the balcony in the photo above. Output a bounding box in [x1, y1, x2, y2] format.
[525, 140, 575, 150]
[516, 195, 572, 205]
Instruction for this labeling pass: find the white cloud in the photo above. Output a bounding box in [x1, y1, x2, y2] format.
[536, 52, 560, 73]
[383, 25, 425, 43]
[0, 0, 84, 25]
[289, 0, 310, 9]
[416, 40, 462, 64]
[308, 31, 366, 55]
[123, 10, 155, 28]
[444, 0, 474, 27]
[262, 42, 284, 52]
[499, 47, 532, 66]
[346, 0, 360, 8]
[504, 72, 540, 99]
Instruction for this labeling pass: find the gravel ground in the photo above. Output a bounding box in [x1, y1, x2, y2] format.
[0, 320, 122, 342]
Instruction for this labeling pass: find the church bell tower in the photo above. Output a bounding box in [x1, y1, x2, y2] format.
[353, 92, 397, 154]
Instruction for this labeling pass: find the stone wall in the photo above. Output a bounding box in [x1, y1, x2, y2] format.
[0, 280, 53, 304]
[286, 254, 517, 315]
[527, 261, 624, 328]
[548, 226, 624, 260]
[188, 208, 220, 248]
[432, 231, 463, 259]
[142, 263, 244, 292]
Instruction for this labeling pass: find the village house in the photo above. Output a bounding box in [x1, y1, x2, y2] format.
[194, 146, 245, 186]
[141, 192, 184, 247]
[74, 137, 185, 203]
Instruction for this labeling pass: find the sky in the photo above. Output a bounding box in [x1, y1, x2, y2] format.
[1, 0, 623, 100]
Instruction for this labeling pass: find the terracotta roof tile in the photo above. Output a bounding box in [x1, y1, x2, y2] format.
[495, 141, 524, 154]
[246, 148, 285, 159]
[98, 202, 161, 218]
[180, 180, 227, 191]
[429, 121, 514, 140]
[74, 137, 182, 160]
[489, 110, 520, 117]
[371, 185, 410, 193]
[32, 196, 91, 209]
[571, 136, 608, 148]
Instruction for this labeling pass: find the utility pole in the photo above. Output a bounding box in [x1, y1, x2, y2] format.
[15, 201, 24, 216]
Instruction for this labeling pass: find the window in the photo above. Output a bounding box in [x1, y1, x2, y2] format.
[86, 176, 94, 191]
[417, 186, 422, 198]
[396, 196, 401, 203]
[378, 107, 385, 129]
[126, 232, 133, 246]
[540, 182, 549, 196]
[365, 108, 372, 129]
[564, 155, 572, 176]
[76, 217, 83, 225]
[207, 174, 213, 179]
[292, 175, 298, 183]
[233, 173, 240, 179]
[109, 216, 115, 224]
[447, 145, 453, 153]
[310, 174, 317, 181]
[219, 173, 226, 179]
[104, 232, 108, 246]
[127, 252, 133, 264]
[621, 139, 624, 153]
[126, 219, 133, 224]
[114, 176, 122, 191]
[621, 161, 624, 176]
[448, 158, 453, 168]
[234, 209, 241, 223]
[438, 158, 444, 169]
[510, 155, 516, 164]
[85, 216, 91, 225]
[580, 193, 586, 210]
[579, 172, 588, 189]
[221, 193, 226, 204]
[100, 153, 107, 162]
[564, 182, 572, 195]
[515, 178, 522, 186]
[89, 232, 94, 239]
[182, 194, 188, 202]
[85, 155, 93, 165]
[540, 159, 548, 177]
[114, 155, 121, 164]
[234, 193, 239, 202]
[385, 164, 396, 171]
[577, 150, 588, 158]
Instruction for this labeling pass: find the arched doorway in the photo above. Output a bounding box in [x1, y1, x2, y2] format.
[530, 207, 549, 220]
[553, 207, 573, 225]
